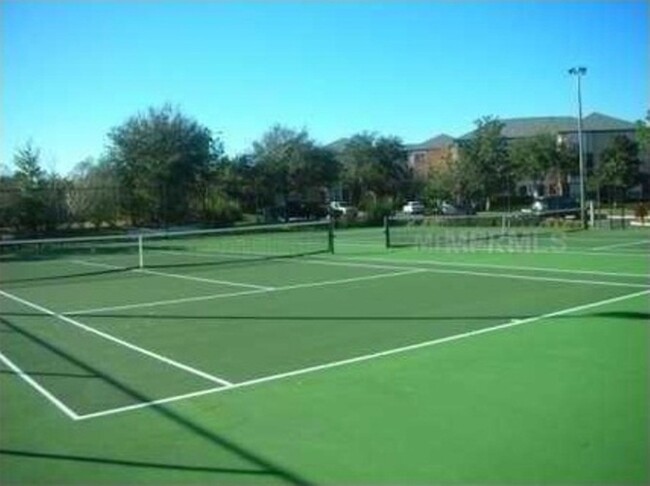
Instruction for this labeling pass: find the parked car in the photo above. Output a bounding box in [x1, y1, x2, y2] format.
[440, 202, 475, 215]
[402, 201, 425, 215]
[329, 201, 357, 218]
[531, 196, 579, 215]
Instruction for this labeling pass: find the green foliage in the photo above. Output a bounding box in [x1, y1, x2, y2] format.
[362, 196, 395, 224]
[458, 117, 510, 209]
[509, 133, 577, 196]
[509, 134, 556, 184]
[596, 135, 641, 201]
[423, 154, 458, 207]
[200, 190, 243, 225]
[635, 110, 650, 153]
[68, 157, 121, 228]
[252, 125, 340, 215]
[0, 175, 19, 229]
[12, 143, 48, 231]
[0, 143, 73, 234]
[106, 104, 221, 225]
[337, 133, 411, 206]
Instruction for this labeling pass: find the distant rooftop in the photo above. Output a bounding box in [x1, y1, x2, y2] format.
[458, 112, 635, 140]
[324, 138, 350, 154]
[405, 134, 455, 151]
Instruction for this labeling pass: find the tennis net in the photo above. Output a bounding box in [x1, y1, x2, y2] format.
[0, 220, 334, 282]
[385, 210, 584, 248]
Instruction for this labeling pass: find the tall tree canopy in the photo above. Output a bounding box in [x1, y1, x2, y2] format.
[457, 117, 510, 210]
[252, 125, 339, 214]
[106, 104, 221, 225]
[509, 133, 577, 196]
[596, 135, 641, 201]
[337, 133, 410, 207]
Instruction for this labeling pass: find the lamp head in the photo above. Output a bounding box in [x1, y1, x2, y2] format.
[569, 66, 587, 75]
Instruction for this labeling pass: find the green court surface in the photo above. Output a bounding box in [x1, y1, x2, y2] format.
[1, 225, 648, 484]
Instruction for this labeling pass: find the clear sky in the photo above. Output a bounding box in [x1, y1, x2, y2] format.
[2, 1, 647, 174]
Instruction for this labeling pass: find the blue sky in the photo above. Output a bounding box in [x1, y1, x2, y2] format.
[2, 1, 647, 174]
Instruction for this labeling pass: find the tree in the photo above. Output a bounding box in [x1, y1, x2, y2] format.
[509, 134, 556, 195]
[337, 133, 410, 208]
[508, 133, 578, 198]
[636, 110, 650, 153]
[12, 142, 47, 231]
[252, 125, 339, 220]
[68, 157, 121, 228]
[106, 104, 221, 225]
[458, 117, 510, 210]
[596, 135, 641, 203]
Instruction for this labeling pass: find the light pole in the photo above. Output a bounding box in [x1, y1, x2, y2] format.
[568, 66, 587, 228]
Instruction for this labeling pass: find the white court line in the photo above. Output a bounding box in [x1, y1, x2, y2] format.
[322, 255, 649, 279]
[65, 258, 648, 317]
[592, 240, 650, 251]
[64, 269, 424, 315]
[65, 288, 270, 316]
[0, 289, 233, 387]
[75, 288, 650, 421]
[300, 258, 648, 288]
[337, 241, 649, 258]
[137, 268, 273, 291]
[0, 351, 80, 420]
[70, 259, 271, 290]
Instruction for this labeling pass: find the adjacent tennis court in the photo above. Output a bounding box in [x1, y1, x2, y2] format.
[1, 221, 648, 484]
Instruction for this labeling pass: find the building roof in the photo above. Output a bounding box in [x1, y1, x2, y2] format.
[458, 112, 635, 140]
[582, 112, 636, 131]
[405, 134, 454, 151]
[324, 137, 350, 154]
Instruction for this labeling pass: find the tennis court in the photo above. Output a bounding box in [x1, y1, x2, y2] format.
[1, 221, 648, 484]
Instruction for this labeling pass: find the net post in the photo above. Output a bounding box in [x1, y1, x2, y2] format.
[588, 200, 594, 228]
[384, 215, 390, 248]
[138, 234, 144, 269]
[328, 219, 335, 254]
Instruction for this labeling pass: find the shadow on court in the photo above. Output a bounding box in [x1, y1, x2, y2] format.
[5, 309, 649, 324]
[1, 310, 536, 322]
[590, 311, 650, 320]
[0, 315, 313, 485]
[0, 449, 280, 478]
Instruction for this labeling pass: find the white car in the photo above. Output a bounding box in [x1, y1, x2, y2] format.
[402, 201, 424, 215]
[329, 201, 356, 217]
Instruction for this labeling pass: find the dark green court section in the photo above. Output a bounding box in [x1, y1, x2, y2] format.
[1, 291, 647, 484]
[0, 295, 219, 415]
[75, 271, 632, 385]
